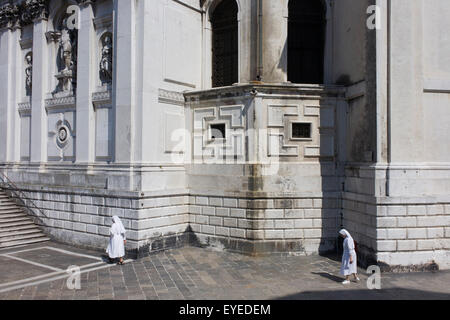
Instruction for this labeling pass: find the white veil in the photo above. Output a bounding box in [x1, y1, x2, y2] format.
[112, 216, 126, 234]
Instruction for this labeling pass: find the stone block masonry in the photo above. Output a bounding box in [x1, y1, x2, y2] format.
[4, 184, 191, 258]
[343, 166, 450, 271]
[189, 194, 341, 256]
[4, 183, 342, 258]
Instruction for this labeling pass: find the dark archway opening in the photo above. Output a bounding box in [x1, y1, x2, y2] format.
[288, 0, 326, 84]
[211, 0, 238, 88]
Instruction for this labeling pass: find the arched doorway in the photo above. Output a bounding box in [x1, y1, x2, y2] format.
[288, 0, 326, 84]
[211, 0, 238, 88]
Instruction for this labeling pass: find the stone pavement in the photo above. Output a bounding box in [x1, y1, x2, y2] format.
[0, 241, 449, 300]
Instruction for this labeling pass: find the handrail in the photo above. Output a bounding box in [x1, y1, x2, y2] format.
[0, 170, 49, 219]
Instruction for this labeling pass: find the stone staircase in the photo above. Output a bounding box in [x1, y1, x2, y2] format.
[0, 189, 50, 248]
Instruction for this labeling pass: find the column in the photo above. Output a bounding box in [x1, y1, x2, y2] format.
[113, 0, 136, 163]
[0, 27, 13, 163]
[30, 18, 49, 164]
[76, 2, 95, 163]
[10, 25, 22, 163]
[261, 0, 288, 83]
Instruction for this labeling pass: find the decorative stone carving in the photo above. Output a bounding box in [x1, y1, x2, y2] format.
[58, 126, 68, 144]
[25, 52, 33, 96]
[61, 28, 73, 73]
[54, 120, 72, 151]
[99, 34, 113, 84]
[193, 105, 245, 161]
[0, 3, 20, 29]
[21, 0, 49, 25]
[158, 89, 185, 106]
[48, 112, 76, 162]
[53, 18, 78, 96]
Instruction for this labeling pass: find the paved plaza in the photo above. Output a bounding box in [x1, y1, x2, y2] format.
[0, 241, 449, 300]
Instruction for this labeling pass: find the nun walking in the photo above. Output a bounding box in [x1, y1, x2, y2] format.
[107, 216, 126, 265]
[339, 229, 360, 284]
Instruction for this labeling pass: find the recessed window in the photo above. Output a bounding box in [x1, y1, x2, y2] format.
[288, 0, 326, 84]
[211, 0, 239, 88]
[292, 122, 312, 139]
[210, 123, 226, 140]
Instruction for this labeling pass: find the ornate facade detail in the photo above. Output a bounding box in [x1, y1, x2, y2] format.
[53, 18, 78, 96]
[21, 0, 49, 25]
[99, 34, 113, 84]
[158, 89, 185, 106]
[25, 52, 33, 96]
[0, 3, 20, 29]
[45, 96, 76, 109]
[92, 90, 111, 103]
[18, 102, 32, 115]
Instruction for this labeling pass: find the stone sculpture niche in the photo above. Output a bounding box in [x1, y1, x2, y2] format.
[52, 17, 78, 97]
[25, 52, 33, 96]
[99, 33, 113, 85]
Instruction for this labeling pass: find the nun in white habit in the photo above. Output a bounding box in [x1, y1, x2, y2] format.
[106, 216, 126, 265]
[339, 229, 360, 284]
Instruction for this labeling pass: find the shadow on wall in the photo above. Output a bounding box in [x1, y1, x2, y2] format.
[275, 288, 450, 300]
[276, 41, 288, 78]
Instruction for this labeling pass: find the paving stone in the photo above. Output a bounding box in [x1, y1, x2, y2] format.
[1, 241, 450, 300]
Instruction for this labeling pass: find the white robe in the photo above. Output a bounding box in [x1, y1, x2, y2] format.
[340, 235, 357, 276]
[106, 219, 126, 259]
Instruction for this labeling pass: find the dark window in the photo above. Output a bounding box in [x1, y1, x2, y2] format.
[292, 123, 312, 139]
[210, 123, 226, 140]
[211, 0, 238, 88]
[288, 0, 326, 84]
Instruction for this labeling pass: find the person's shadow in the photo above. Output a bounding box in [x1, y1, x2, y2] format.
[311, 272, 344, 283]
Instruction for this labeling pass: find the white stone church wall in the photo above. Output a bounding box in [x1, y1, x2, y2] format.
[184, 85, 345, 255]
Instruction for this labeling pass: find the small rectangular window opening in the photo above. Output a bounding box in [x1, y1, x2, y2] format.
[210, 123, 226, 140]
[292, 122, 312, 139]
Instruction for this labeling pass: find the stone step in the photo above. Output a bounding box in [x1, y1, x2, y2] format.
[0, 211, 26, 219]
[0, 208, 24, 215]
[0, 230, 46, 241]
[0, 213, 28, 220]
[0, 220, 35, 229]
[0, 205, 22, 212]
[0, 198, 16, 203]
[0, 217, 31, 224]
[0, 237, 50, 249]
[0, 224, 39, 233]
[0, 229, 44, 240]
[0, 203, 18, 209]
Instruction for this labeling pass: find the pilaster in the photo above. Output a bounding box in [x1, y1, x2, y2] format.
[30, 17, 49, 164]
[76, 2, 95, 163]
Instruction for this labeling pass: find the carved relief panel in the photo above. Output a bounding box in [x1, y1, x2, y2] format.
[266, 100, 336, 161]
[46, 100, 76, 162]
[193, 105, 246, 163]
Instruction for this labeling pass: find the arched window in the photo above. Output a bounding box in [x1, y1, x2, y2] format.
[288, 0, 326, 84]
[211, 0, 238, 88]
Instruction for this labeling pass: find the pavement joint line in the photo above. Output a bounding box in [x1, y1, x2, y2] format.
[0, 246, 47, 255]
[43, 246, 103, 261]
[0, 259, 134, 294]
[0, 261, 105, 289]
[0, 244, 35, 253]
[0, 253, 63, 272]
